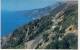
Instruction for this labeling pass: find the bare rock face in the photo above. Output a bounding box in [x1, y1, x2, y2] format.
[1, 1, 78, 49]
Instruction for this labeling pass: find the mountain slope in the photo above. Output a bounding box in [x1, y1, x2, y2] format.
[1, 1, 78, 49]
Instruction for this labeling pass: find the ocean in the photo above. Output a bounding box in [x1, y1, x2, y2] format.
[1, 11, 34, 36]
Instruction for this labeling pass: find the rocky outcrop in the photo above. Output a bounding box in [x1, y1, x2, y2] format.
[1, 1, 78, 49]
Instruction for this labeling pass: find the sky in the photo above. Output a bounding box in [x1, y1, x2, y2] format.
[2, 0, 77, 11]
[1, 0, 61, 11]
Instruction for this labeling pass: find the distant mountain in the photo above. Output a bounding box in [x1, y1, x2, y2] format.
[11, 2, 62, 17]
[1, 1, 78, 49]
[23, 3, 59, 17]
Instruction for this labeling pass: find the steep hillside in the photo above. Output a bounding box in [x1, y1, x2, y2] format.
[1, 1, 78, 49]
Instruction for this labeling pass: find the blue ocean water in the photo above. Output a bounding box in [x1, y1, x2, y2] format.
[1, 11, 34, 36]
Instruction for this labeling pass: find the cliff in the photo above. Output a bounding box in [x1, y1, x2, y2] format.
[1, 1, 78, 49]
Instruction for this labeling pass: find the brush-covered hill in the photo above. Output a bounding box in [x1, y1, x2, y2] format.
[1, 1, 78, 49]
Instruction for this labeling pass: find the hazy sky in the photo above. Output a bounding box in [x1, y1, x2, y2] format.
[1, 0, 61, 11]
